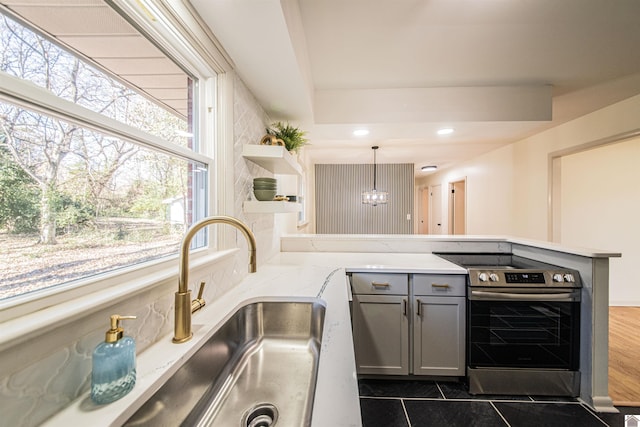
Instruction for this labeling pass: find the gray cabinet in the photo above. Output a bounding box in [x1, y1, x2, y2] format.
[413, 274, 466, 376]
[351, 272, 466, 377]
[351, 273, 409, 375]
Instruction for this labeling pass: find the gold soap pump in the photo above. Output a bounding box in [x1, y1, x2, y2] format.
[105, 315, 136, 342]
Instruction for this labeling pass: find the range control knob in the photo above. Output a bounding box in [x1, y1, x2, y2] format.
[489, 273, 500, 282]
[564, 273, 575, 283]
[553, 273, 565, 283]
[478, 272, 489, 282]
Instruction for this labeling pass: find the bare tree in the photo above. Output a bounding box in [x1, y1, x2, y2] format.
[1, 13, 190, 245]
[0, 107, 80, 243]
[75, 133, 139, 218]
[0, 15, 136, 243]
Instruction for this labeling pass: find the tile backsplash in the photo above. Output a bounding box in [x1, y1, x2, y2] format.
[0, 75, 278, 427]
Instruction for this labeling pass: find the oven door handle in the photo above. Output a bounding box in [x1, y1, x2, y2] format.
[470, 290, 578, 302]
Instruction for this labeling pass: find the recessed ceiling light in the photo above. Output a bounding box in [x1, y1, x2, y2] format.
[437, 128, 454, 135]
[353, 129, 370, 136]
[421, 165, 437, 172]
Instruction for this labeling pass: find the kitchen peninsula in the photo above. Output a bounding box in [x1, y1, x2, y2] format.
[44, 235, 619, 426]
[281, 234, 619, 414]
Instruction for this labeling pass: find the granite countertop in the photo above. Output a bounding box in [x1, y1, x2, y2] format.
[44, 252, 465, 427]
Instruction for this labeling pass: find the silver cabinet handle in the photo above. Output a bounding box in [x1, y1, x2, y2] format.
[371, 281, 390, 288]
[416, 298, 422, 316]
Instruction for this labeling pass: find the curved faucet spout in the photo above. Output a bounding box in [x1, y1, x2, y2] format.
[178, 216, 257, 293]
[174, 215, 257, 343]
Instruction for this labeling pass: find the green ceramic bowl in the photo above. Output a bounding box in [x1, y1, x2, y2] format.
[253, 189, 277, 201]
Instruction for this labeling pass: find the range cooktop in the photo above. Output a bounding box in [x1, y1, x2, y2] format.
[435, 253, 582, 288]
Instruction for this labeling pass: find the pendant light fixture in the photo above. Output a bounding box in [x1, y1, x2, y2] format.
[361, 146, 388, 206]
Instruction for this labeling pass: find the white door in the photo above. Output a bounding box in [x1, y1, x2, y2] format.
[449, 180, 466, 235]
[430, 184, 443, 234]
[418, 187, 429, 234]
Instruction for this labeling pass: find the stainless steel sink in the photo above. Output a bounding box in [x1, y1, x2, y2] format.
[124, 300, 326, 427]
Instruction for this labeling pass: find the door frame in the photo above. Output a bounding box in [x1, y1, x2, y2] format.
[430, 184, 443, 235]
[417, 185, 429, 234]
[448, 178, 467, 235]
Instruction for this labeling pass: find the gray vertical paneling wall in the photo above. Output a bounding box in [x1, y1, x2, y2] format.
[315, 163, 414, 234]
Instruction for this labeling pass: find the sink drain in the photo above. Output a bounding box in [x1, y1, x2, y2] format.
[242, 403, 279, 427]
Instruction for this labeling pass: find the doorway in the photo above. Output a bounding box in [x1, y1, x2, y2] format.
[448, 179, 466, 235]
[429, 184, 444, 234]
[549, 133, 640, 405]
[418, 187, 429, 234]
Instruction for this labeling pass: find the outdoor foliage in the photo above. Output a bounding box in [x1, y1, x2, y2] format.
[51, 192, 95, 234]
[0, 144, 40, 233]
[0, 13, 190, 244]
[0, 7, 205, 301]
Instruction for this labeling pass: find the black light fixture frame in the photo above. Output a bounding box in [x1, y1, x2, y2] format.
[362, 145, 388, 206]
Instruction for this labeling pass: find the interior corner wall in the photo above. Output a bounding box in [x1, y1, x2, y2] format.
[294, 149, 315, 234]
[416, 147, 517, 236]
[315, 163, 414, 234]
[232, 74, 284, 262]
[559, 136, 640, 306]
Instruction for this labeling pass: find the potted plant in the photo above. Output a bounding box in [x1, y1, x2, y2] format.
[265, 121, 309, 153]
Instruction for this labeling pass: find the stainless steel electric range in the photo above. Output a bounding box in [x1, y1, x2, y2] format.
[436, 253, 582, 397]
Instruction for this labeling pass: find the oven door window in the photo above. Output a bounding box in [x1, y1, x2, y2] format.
[468, 300, 580, 370]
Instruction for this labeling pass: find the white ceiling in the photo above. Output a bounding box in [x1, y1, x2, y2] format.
[4, 1, 640, 176]
[191, 0, 640, 176]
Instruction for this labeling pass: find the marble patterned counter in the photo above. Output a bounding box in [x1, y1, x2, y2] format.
[44, 252, 465, 427]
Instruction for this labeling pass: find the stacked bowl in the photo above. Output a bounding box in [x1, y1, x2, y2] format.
[253, 177, 277, 201]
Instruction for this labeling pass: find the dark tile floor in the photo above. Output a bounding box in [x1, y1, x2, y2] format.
[359, 379, 639, 427]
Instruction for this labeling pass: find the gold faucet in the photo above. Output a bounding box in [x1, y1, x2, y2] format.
[173, 215, 257, 343]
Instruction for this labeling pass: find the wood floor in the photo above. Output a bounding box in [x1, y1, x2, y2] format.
[609, 306, 640, 406]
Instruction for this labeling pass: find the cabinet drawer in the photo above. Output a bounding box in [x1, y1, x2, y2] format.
[351, 273, 408, 295]
[413, 274, 466, 296]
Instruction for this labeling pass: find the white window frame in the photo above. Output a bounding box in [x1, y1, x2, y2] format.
[0, 0, 234, 323]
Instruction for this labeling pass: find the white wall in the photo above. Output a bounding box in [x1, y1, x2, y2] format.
[560, 136, 640, 305]
[297, 149, 316, 233]
[232, 73, 287, 263]
[423, 147, 517, 235]
[419, 94, 640, 305]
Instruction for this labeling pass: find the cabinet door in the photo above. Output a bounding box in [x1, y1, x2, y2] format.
[352, 294, 409, 375]
[413, 296, 465, 376]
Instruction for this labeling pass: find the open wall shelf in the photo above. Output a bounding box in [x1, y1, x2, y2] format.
[242, 144, 302, 176]
[243, 201, 302, 214]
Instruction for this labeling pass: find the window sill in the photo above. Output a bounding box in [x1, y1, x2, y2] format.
[0, 248, 238, 352]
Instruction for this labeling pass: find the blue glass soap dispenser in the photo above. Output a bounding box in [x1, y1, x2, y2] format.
[91, 314, 137, 405]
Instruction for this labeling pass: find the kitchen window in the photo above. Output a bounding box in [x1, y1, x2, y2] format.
[0, 3, 215, 303]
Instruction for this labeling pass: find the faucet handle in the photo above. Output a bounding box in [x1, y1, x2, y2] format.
[196, 281, 206, 300]
[191, 281, 206, 313]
